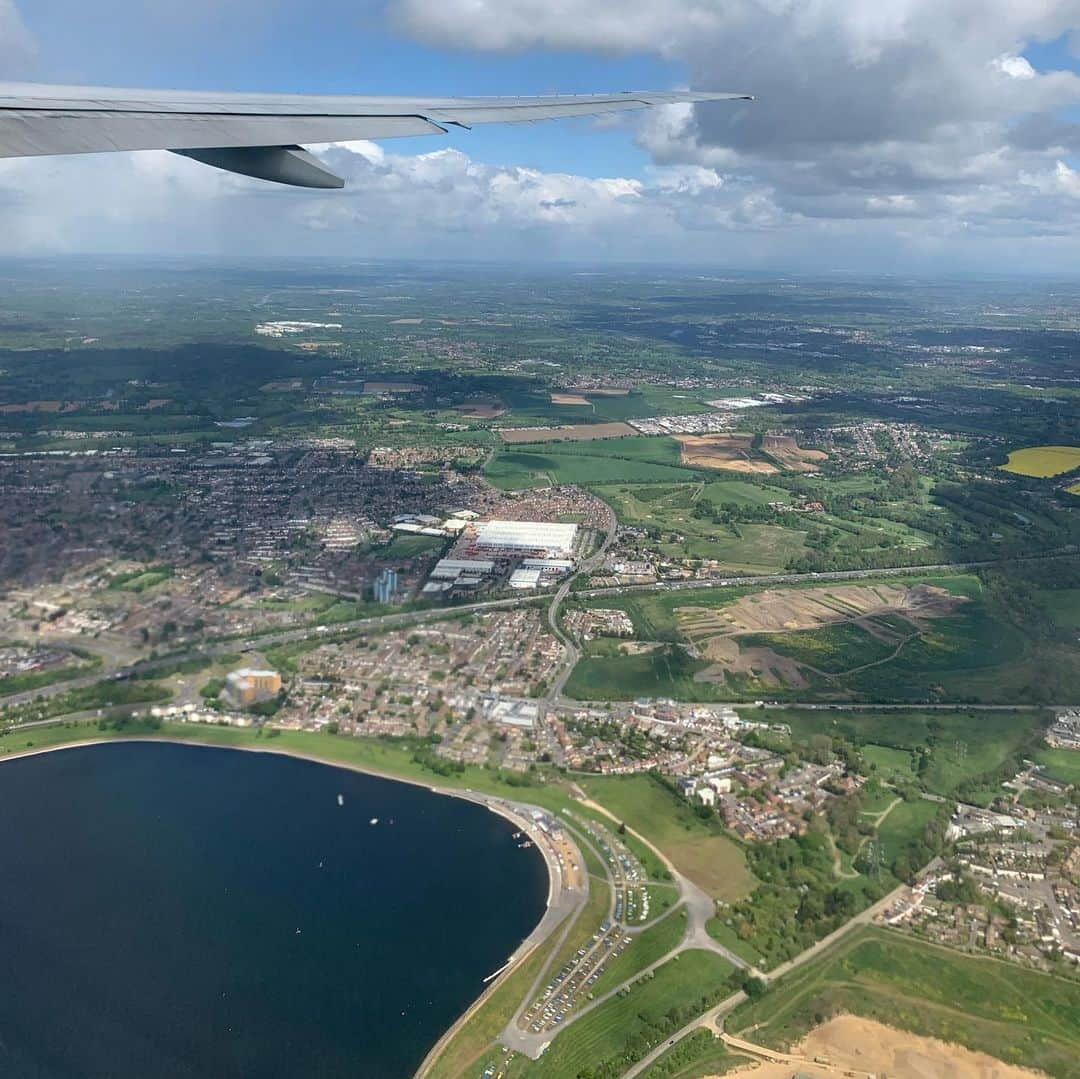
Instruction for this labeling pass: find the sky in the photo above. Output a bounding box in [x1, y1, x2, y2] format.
[4, 0, 1080, 270]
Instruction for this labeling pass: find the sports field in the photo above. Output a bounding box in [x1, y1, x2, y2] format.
[727, 928, 1080, 1077]
[1000, 445, 1080, 477]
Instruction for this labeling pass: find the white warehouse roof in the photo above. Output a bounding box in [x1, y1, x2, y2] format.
[475, 520, 578, 556]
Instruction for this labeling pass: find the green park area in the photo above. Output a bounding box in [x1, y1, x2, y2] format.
[728, 928, 1080, 1077]
[1035, 746, 1080, 787]
[780, 706, 1048, 805]
[503, 950, 736, 1079]
[999, 445, 1080, 478]
[108, 564, 176, 592]
[578, 774, 756, 902]
[594, 481, 806, 571]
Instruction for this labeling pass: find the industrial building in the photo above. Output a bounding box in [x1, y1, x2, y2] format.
[474, 520, 579, 559]
[509, 567, 543, 589]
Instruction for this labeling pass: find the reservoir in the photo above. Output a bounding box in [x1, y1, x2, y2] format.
[0, 741, 549, 1077]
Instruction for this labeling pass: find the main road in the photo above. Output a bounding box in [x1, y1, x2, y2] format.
[2, 548, 1073, 715]
[615, 871, 931, 1079]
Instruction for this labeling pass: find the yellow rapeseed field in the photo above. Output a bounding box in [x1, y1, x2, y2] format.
[1000, 445, 1080, 477]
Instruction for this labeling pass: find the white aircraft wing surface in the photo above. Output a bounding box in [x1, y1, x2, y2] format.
[0, 83, 751, 188]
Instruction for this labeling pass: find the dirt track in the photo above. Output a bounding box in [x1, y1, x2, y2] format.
[715, 1014, 1046, 1079]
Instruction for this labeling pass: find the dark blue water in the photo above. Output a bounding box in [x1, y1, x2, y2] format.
[0, 742, 548, 1078]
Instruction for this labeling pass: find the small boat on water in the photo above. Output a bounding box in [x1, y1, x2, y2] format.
[337, 793, 344, 807]
[369, 817, 379, 826]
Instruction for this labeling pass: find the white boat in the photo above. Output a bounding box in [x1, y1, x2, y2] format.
[369, 817, 379, 825]
[337, 793, 344, 806]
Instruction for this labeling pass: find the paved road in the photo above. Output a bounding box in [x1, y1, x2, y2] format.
[545, 500, 618, 704]
[616, 873, 923, 1079]
[5, 548, 1073, 714]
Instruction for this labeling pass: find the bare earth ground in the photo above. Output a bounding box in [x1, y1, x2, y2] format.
[676, 434, 779, 473]
[679, 584, 965, 688]
[550, 393, 591, 405]
[718, 1015, 1046, 1079]
[499, 422, 636, 443]
[695, 636, 810, 688]
[760, 434, 829, 472]
[678, 584, 963, 638]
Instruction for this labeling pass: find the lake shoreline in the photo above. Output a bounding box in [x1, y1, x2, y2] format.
[0, 732, 585, 1078]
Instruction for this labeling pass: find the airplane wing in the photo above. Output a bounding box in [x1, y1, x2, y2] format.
[0, 83, 752, 188]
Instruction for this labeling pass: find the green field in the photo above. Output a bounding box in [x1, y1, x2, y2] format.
[108, 564, 175, 592]
[779, 707, 1046, 804]
[875, 798, 941, 864]
[861, 743, 916, 783]
[705, 918, 768, 969]
[728, 928, 1080, 1077]
[1000, 445, 1080, 478]
[639, 1029, 742, 1079]
[379, 533, 448, 560]
[565, 572, 1077, 705]
[1034, 746, 1080, 787]
[593, 481, 804, 570]
[579, 774, 755, 902]
[508, 950, 735, 1079]
[486, 436, 698, 490]
[608, 906, 689, 986]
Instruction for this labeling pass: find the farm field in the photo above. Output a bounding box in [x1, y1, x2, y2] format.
[505, 950, 735, 1079]
[727, 928, 1080, 1078]
[1000, 445, 1080, 477]
[676, 433, 778, 473]
[580, 773, 756, 902]
[485, 435, 698, 489]
[676, 432, 827, 474]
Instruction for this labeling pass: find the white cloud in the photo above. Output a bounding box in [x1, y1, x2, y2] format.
[993, 53, 1038, 80]
[387, 0, 1080, 261]
[0, 0, 34, 67]
[4, 0, 1080, 267]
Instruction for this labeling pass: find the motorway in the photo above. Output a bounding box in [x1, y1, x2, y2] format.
[3, 549, 1077, 719]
